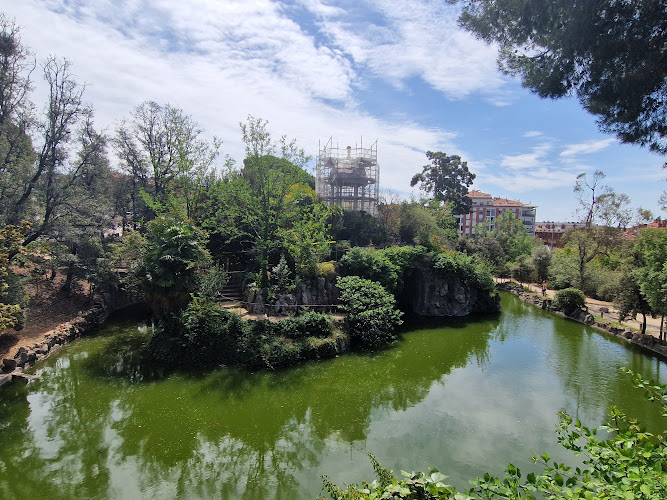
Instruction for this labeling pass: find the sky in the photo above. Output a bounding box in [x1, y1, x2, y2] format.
[3, 0, 666, 222]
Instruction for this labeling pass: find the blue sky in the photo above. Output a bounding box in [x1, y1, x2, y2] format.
[4, 0, 665, 221]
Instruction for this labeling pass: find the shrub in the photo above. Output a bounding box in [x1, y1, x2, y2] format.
[380, 245, 428, 269]
[338, 247, 400, 294]
[178, 295, 246, 365]
[303, 335, 341, 359]
[337, 276, 403, 347]
[554, 287, 586, 313]
[316, 260, 336, 278]
[433, 252, 495, 293]
[278, 312, 333, 339]
[259, 336, 304, 368]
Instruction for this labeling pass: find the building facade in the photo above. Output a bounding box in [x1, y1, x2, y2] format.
[456, 190, 537, 237]
[534, 222, 587, 248]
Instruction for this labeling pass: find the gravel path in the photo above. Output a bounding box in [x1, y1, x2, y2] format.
[497, 279, 664, 338]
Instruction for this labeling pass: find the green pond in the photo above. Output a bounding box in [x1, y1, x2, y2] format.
[1, 292, 665, 499]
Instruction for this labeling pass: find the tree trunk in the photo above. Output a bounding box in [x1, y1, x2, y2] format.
[641, 313, 647, 335]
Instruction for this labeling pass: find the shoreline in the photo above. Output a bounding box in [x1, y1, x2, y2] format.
[497, 282, 667, 362]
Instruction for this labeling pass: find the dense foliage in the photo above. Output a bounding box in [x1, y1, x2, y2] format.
[553, 288, 587, 315]
[338, 248, 400, 294]
[432, 251, 495, 294]
[337, 276, 403, 347]
[321, 370, 667, 499]
[151, 302, 344, 369]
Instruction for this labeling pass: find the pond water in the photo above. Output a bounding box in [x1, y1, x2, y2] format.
[0, 292, 665, 499]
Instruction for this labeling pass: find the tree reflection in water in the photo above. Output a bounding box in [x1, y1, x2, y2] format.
[1, 297, 664, 500]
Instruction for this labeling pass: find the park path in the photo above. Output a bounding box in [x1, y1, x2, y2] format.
[495, 279, 664, 338]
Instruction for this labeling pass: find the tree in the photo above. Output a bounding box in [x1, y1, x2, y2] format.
[278, 184, 332, 280]
[633, 229, 667, 341]
[0, 222, 29, 330]
[492, 210, 534, 260]
[410, 151, 475, 215]
[238, 115, 311, 288]
[567, 171, 631, 290]
[0, 14, 36, 225]
[114, 101, 220, 217]
[140, 214, 210, 318]
[531, 244, 551, 282]
[456, 0, 667, 154]
[4, 57, 113, 264]
[616, 268, 652, 335]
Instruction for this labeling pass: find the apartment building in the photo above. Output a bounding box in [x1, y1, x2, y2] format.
[456, 190, 537, 237]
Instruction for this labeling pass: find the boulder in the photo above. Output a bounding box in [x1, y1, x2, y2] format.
[35, 343, 49, 355]
[2, 358, 17, 371]
[272, 294, 297, 316]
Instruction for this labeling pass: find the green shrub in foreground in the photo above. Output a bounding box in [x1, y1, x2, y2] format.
[321, 369, 667, 499]
[337, 276, 403, 347]
[553, 288, 586, 314]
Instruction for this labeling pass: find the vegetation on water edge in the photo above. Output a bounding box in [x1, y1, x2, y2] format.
[321, 369, 667, 499]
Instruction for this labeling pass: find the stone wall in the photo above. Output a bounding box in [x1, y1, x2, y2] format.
[245, 276, 338, 315]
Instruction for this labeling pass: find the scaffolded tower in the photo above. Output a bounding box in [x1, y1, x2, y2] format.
[316, 138, 379, 216]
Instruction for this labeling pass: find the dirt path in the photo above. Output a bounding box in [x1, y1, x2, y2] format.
[497, 279, 664, 338]
[0, 274, 90, 360]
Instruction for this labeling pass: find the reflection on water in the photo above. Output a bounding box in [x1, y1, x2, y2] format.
[0, 293, 665, 499]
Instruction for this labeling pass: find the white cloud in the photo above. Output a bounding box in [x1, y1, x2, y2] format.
[560, 138, 616, 158]
[480, 142, 580, 193]
[313, 0, 509, 100]
[295, 0, 346, 18]
[5, 0, 457, 194]
[523, 131, 543, 138]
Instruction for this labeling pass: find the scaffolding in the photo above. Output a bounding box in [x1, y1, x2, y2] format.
[316, 138, 379, 216]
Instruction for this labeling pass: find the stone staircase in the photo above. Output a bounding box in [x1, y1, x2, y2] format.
[219, 273, 244, 310]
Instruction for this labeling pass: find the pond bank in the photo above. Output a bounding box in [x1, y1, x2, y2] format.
[496, 282, 667, 361]
[1, 298, 146, 385]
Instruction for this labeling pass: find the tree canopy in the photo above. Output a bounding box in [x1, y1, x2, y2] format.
[411, 151, 476, 215]
[455, 0, 667, 154]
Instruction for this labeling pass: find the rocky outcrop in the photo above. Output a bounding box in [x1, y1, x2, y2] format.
[245, 276, 338, 315]
[294, 276, 338, 310]
[404, 266, 501, 317]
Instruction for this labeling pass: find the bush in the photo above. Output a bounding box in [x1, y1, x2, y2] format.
[338, 247, 400, 294]
[279, 312, 332, 339]
[316, 261, 336, 278]
[177, 295, 246, 365]
[303, 335, 343, 359]
[259, 336, 304, 368]
[337, 276, 403, 347]
[554, 287, 586, 313]
[433, 252, 495, 293]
